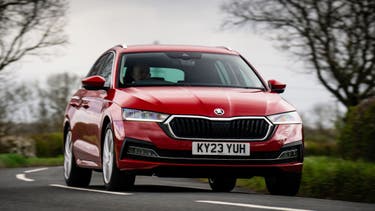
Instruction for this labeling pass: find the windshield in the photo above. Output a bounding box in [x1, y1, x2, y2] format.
[118, 52, 265, 89]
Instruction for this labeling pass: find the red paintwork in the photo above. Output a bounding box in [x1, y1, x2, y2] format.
[268, 79, 286, 93]
[63, 44, 303, 174]
[82, 75, 106, 88]
[114, 87, 294, 117]
[118, 159, 303, 173]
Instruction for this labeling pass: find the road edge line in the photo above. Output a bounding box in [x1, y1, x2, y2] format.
[195, 200, 315, 211]
[24, 167, 49, 173]
[49, 184, 133, 196]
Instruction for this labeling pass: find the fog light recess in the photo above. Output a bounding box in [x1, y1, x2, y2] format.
[278, 149, 298, 159]
[127, 146, 159, 157]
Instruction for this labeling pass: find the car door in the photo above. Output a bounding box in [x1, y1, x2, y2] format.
[72, 52, 114, 167]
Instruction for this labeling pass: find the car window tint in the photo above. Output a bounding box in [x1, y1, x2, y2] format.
[214, 61, 231, 85]
[119, 52, 265, 89]
[98, 53, 114, 87]
[150, 68, 184, 83]
[87, 54, 107, 77]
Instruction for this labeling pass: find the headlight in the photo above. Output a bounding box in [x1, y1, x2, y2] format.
[267, 111, 302, 124]
[122, 108, 169, 122]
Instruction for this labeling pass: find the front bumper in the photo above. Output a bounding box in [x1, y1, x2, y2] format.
[112, 120, 303, 177]
[117, 138, 303, 177]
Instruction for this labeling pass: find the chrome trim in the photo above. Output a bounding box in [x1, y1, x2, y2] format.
[214, 108, 225, 116]
[216, 46, 232, 51]
[164, 115, 273, 141]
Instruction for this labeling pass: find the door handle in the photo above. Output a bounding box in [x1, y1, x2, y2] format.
[81, 100, 89, 109]
[70, 101, 80, 107]
[70, 96, 81, 107]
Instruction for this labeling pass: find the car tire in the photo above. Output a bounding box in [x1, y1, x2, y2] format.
[64, 128, 92, 187]
[208, 177, 236, 192]
[265, 172, 301, 196]
[102, 124, 135, 191]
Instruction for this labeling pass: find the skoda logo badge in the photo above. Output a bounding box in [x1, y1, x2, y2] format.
[214, 108, 225, 116]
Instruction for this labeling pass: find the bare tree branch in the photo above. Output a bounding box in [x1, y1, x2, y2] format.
[0, 0, 68, 72]
[221, 0, 375, 109]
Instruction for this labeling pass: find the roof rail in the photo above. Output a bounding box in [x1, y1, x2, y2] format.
[113, 44, 123, 48]
[216, 46, 232, 51]
[113, 43, 128, 49]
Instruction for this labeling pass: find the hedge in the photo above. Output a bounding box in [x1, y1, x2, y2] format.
[237, 156, 375, 203]
[339, 97, 375, 161]
[31, 132, 64, 157]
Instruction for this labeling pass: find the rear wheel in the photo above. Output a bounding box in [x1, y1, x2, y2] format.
[64, 129, 92, 187]
[265, 172, 301, 196]
[208, 177, 236, 192]
[102, 124, 135, 191]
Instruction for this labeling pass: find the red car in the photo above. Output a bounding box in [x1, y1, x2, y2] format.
[63, 44, 303, 195]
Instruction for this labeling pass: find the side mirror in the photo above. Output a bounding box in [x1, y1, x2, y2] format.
[268, 79, 286, 93]
[82, 75, 106, 90]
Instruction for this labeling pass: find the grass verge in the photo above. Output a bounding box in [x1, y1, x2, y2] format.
[0, 153, 63, 168]
[237, 156, 375, 203]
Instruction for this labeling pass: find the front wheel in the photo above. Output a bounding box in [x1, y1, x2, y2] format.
[102, 124, 135, 191]
[265, 172, 301, 196]
[208, 177, 236, 192]
[64, 129, 92, 187]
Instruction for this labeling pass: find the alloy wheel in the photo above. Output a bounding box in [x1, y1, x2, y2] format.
[103, 129, 114, 184]
[63, 131, 73, 180]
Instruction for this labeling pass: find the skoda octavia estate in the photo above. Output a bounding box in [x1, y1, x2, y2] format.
[63, 44, 303, 195]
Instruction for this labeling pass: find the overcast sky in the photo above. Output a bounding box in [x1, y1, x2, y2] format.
[15, 0, 338, 117]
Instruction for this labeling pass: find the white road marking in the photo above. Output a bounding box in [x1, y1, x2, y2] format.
[49, 184, 133, 196]
[16, 167, 49, 182]
[24, 167, 49, 173]
[196, 200, 314, 211]
[16, 174, 34, 182]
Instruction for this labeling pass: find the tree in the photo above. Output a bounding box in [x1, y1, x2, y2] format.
[0, 72, 80, 135]
[0, 80, 34, 136]
[0, 0, 68, 72]
[40, 72, 81, 130]
[221, 0, 375, 109]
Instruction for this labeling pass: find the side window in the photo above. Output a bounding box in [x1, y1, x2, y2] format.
[87, 54, 107, 77]
[87, 52, 114, 87]
[98, 53, 114, 87]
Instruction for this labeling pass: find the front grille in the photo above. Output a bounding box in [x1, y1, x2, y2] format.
[166, 116, 272, 140]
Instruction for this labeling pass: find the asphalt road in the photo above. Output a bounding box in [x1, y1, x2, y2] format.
[0, 166, 373, 211]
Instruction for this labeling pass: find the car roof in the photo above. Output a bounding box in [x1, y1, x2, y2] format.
[111, 44, 239, 55]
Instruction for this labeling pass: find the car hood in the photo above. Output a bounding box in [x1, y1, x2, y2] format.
[115, 87, 295, 117]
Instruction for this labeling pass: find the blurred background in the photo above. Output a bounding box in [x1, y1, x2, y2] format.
[0, 0, 374, 203]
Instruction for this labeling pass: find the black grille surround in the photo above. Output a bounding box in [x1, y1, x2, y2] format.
[163, 115, 274, 141]
[120, 138, 304, 165]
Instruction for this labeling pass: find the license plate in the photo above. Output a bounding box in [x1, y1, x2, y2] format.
[192, 142, 250, 156]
